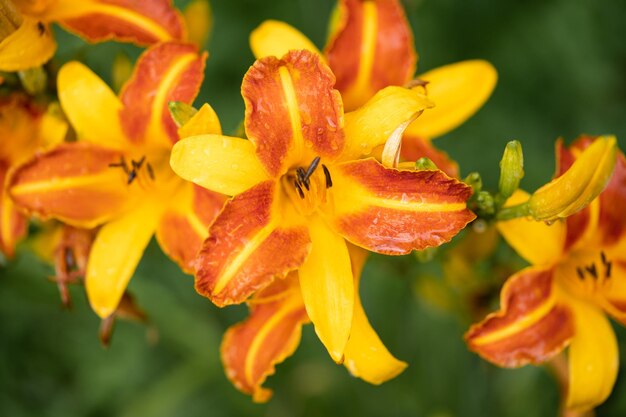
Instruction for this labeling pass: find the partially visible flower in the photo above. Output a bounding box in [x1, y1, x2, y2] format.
[221, 246, 406, 402]
[171, 49, 474, 365]
[465, 136, 626, 412]
[0, 0, 186, 71]
[7, 42, 225, 318]
[0, 93, 67, 257]
[249, 0, 497, 176]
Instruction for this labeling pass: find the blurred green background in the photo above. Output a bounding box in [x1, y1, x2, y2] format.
[2, 0, 626, 416]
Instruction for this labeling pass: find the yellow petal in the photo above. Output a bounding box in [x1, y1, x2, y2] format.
[250, 20, 321, 60]
[343, 245, 407, 384]
[405, 60, 497, 139]
[529, 136, 617, 221]
[0, 18, 56, 71]
[86, 203, 161, 318]
[298, 215, 354, 363]
[58, 61, 127, 149]
[183, 0, 212, 48]
[566, 296, 618, 412]
[170, 134, 268, 196]
[497, 190, 566, 266]
[341, 86, 434, 161]
[178, 103, 222, 139]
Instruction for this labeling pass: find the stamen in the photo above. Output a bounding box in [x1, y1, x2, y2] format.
[127, 170, 137, 184]
[64, 247, 76, 273]
[576, 267, 584, 280]
[322, 164, 332, 188]
[132, 156, 146, 169]
[601, 251, 608, 265]
[585, 264, 598, 279]
[294, 180, 305, 199]
[303, 156, 321, 182]
[606, 261, 612, 279]
[147, 163, 155, 180]
[108, 156, 129, 174]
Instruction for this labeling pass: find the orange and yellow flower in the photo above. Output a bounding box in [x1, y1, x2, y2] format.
[171, 49, 475, 387]
[0, 93, 66, 257]
[465, 136, 625, 412]
[0, 0, 186, 71]
[7, 41, 225, 318]
[249, 0, 497, 176]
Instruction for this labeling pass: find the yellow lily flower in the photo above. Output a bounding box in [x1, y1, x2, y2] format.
[7, 42, 226, 319]
[249, 0, 497, 176]
[0, 0, 187, 71]
[466, 136, 626, 412]
[170, 49, 475, 368]
[0, 93, 67, 257]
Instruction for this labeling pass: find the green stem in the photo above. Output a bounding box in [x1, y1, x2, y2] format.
[495, 201, 531, 221]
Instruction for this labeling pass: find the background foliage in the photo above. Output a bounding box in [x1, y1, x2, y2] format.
[1, 0, 626, 416]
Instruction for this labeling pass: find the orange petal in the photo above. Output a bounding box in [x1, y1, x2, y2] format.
[156, 183, 225, 274]
[221, 273, 309, 403]
[41, 0, 185, 45]
[243, 50, 345, 177]
[465, 267, 575, 367]
[7, 143, 132, 229]
[120, 42, 206, 147]
[0, 164, 27, 257]
[326, 158, 475, 254]
[325, 0, 416, 111]
[400, 134, 459, 178]
[195, 180, 311, 306]
[597, 147, 626, 247]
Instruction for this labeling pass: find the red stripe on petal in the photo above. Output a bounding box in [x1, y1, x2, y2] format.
[195, 180, 311, 306]
[222, 275, 308, 402]
[243, 50, 344, 177]
[465, 267, 574, 367]
[598, 151, 626, 246]
[328, 158, 474, 254]
[120, 42, 206, 146]
[7, 143, 131, 228]
[59, 0, 184, 45]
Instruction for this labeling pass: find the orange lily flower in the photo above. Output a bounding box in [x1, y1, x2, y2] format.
[170, 49, 475, 365]
[7, 41, 226, 318]
[0, 0, 186, 71]
[249, 0, 497, 176]
[0, 93, 67, 257]
[221, 245, 406, 402]
[465, 136, 625, 412]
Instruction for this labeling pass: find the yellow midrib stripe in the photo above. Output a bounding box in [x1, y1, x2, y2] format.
[244, 299, 301, 386]
[148, 54, 198, 147]
[471, 294, 556, 345]
[278, 66, 304, 161]
[10, 173, 119, 194]
[357, 192, 467, 212]
[354, 1, 377, 93]
[212, 221, 276, 295]
[83, 4, 173, 41]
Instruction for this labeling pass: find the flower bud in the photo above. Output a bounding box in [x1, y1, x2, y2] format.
[497, 140, 524, 205]
[415, 157, 438, 171]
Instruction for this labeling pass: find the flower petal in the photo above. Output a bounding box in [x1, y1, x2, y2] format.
[170, 134, 269, 196]
[183, 0, 212, 48]
[343, 245, 407, 384]
[497, 190, 566, 266]
[57, 61, 126, 149]
[250, 20, 322, 60]
[597, 148, 626, 247]
[405, 60, 497, 139]
[399, 135, 459, 178]
[243, 50, 345, 177]
[195, 180, 311, 306]
[326, 158, 474, 255]
[86, 202, 161, 318]
[298, 215, 353, 363]
[465, 267, 574, 367]
[7, 143, 132, 229]
[0, 165, 27, 257]
[120, 42, 206, 147]
[156, 183, 225, 274]
[178, 103, 222, 139]
[340, 86, 433, 161]
[325, 0, 416, 111]
[221, 273, 309, 403]
[0, 18, 55, 71]
[40, 0, 185, 45]
[566, 297, 618, 412]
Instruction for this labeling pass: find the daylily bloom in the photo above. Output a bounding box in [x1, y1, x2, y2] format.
[7, 41, 226, 318]
[0, 0, 186, 71]
[170, 49, 475, 364]
[249, 0, 497, 175]
[465, 136, 624, 412]
[221, 245, 407, 402]
[0, 93, 67, 257]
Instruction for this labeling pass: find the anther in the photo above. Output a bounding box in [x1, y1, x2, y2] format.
[606, 262, 612, 279]
[108, 157, 129, 174]
[147, 163, 155, 180]
[585, 264, 598, 279]
[294, 180, 305, 199]
[303, 156, 321, 182]
[576, 267, 584, 280]
[132, 156, 145, 169]
[601, 251, 608, 265]
[127, 170, 137, 184]
[322, 164, 332, 188]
